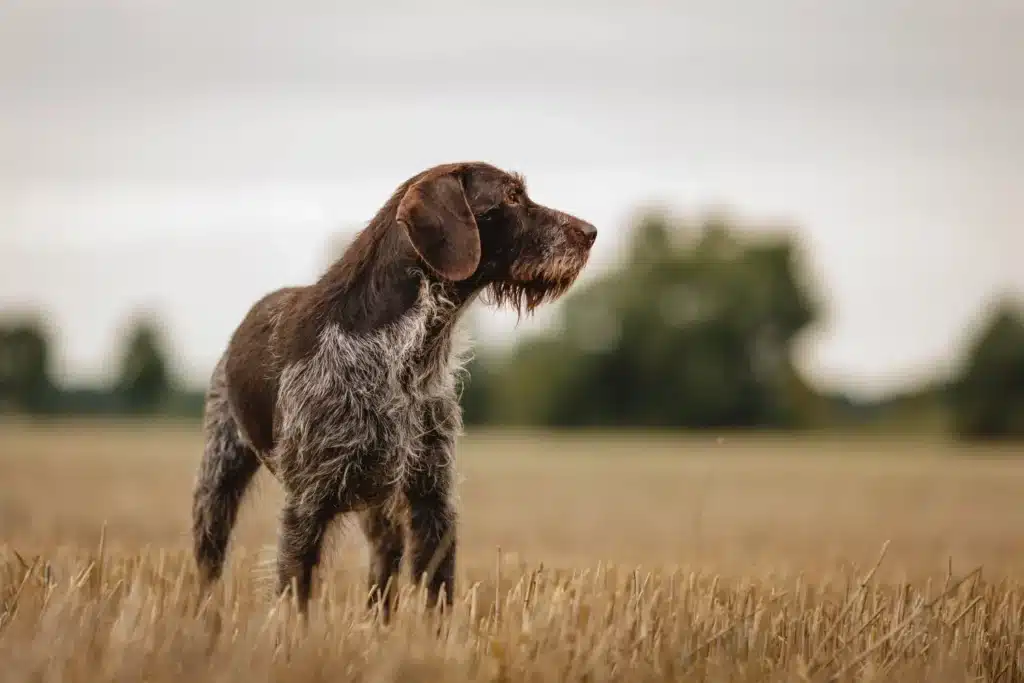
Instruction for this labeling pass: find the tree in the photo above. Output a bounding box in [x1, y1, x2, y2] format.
[486, 210, 825, 429]
[0, 317, 57, 413]
[949, 298, 1024, 441]
[114, 317, 174, 414]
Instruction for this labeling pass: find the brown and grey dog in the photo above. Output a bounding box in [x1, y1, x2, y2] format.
[190, 161, 597, 617]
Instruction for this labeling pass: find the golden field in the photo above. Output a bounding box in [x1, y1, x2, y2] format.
[2, 420, 1024, 682]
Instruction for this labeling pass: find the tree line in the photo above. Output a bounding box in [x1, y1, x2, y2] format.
[0, 315, 201, 419]
[2, 209, 1022, 441]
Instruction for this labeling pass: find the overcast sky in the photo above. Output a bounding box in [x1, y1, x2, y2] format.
[1, 0, 1022, 399]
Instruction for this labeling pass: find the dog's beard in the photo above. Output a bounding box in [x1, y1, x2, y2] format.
[482, 251, 589, 318]
[483, 279, 569, 317]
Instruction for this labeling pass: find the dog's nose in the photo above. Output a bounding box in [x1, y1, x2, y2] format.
[576, 220, 598, 245]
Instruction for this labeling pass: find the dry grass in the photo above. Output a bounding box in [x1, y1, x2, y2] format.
[2, 420, 1024, 681]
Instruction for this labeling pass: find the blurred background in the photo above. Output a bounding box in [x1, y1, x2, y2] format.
[1, 0, 1022, 441]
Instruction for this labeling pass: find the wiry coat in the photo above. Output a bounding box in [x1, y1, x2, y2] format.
[191, 161, 597, 617]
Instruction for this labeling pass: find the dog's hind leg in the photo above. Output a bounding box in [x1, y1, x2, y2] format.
[191, 361, 261, 587]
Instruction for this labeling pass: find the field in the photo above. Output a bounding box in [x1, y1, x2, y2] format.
[2, 421, 1024, 681]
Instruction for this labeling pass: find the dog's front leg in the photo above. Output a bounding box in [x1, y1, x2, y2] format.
[403, 400, 458, 612]
[404, 463, 457, 612]
[275, 492, 338, 614]
[359, 505, 405, 621]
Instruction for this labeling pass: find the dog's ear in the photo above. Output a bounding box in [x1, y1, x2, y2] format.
[396, 171, 481, 281]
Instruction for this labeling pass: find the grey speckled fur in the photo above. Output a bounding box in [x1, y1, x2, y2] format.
[193, 279, 469, 616]
[189, 161, 597, 618]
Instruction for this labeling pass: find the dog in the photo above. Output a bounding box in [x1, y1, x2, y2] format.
[190, 161, 597, 617]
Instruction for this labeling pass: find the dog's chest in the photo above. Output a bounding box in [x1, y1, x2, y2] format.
[275, 296, 466, 459]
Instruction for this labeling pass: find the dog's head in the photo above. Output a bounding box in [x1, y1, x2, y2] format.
[395, 162, 597, 313]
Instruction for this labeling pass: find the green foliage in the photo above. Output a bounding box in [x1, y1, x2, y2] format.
[474, 212, 825, 429]
[0, 206, 1019, 442]
[458, 353, 496, 427]
[113, 317, 174, 414]
[0, 317, 58, 413]
[950, 298, 1024, 441]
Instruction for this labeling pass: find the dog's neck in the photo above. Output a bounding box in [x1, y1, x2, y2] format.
[315, 218, 481, 336]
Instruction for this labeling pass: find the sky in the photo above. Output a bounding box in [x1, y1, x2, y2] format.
[1, 0, 1022, 399]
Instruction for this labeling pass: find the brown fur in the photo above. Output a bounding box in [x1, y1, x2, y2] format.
[191, 161, 597, 617]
